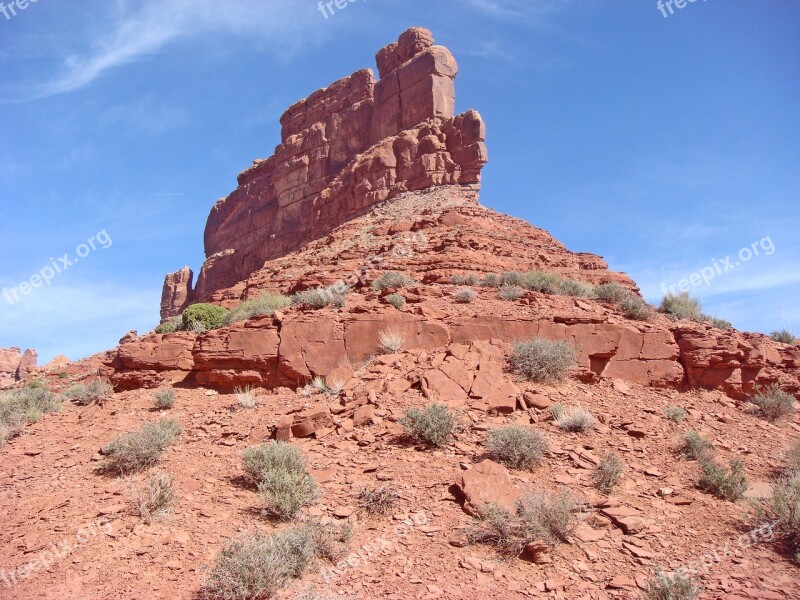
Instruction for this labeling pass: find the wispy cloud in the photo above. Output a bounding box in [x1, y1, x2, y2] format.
[25, 0, 324, 100]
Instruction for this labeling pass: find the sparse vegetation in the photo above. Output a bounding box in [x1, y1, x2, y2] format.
[788, 438, 800, 473]
[235, 386, 256, 409]
[509, 338, 577, 383]
[750, 385, 796, 423]
[292, 285, 348, 309]
[620, 294, 654, 321]
[130, 471, 176, 522]
[357, 485, 400, 516]
[520, 270, 563, 295]
[378, 328, 404, 354]
[558, 279, 594, 298]
[480, 273, 501, 288]
[241, 442, 319, 520]
[155, 316, 182, 334]
[593, 282, 628, 303]
[555, 407, 596, 432]
[485, 426, 549, 471]
[450, 273, 480, 286]
[154, 389, 175, 410]
[753, 473, 800, 560]
[386, 293, 405, 309]
[707, 316, 732, 330]
[0, 383, 60, 446]
[226, 293, 292, 324]
[182, 303, 229, 331]
[696, 457, 748, 501]
[454, 288, 477, 304]
[371, 271, 416, 291]
[681, 430, 712, 460]
[101, 419, 182, 475]
[594, 453, 624, 493]
[62, 379, 112, 406]
[660, 292, 704, 321]
[548, 403, 565, 421]
[498, 284, 523, 301]
[469, 489, 578, 555]
[642, 570, 701, 600]
[308, 520, 353, 563]
[771, 329, 797, 345]
[664, 405, 686, 423]
[400, 403, 458, 447]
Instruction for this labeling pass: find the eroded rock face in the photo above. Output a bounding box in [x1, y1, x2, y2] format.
[0, 347, 37, 389]
[161, 27, 487, 319]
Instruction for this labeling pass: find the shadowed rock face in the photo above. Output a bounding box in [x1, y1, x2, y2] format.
[160, 27, 488, 320]
[0, 347, 37, 389]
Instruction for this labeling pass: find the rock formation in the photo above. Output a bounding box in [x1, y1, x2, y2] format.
[161, 27, 487, 318]
[0, 347, 37, 388]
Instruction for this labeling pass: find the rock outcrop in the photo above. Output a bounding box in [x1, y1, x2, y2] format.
[161, 27, 488, 319]
[0, 347, 37, 389]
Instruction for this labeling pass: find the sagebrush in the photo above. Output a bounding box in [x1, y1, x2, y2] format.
[485, 426, 549, 471]
[101, 419, 183, 474]
[400, 404, 458, 447]
[509, 338, 577, 383]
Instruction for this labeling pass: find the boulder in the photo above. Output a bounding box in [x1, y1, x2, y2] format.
[454, 459, 522, 516]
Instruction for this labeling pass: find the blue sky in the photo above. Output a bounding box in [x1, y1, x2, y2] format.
[1, 0, 798, 364]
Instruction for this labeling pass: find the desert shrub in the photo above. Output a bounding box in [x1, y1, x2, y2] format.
[203, 527, 316, 600]
[498, 284, 523, 301]
[155, 317, 183, 334]
[594, 453, 624, 493]
[64, 380, 112, 406]
[454, 288, 477, 304]
[235, 386, 256, 409]
[750, 385, 796, 423]
[450, 273, 480, 286]
[182, 303, 229, 331]
[558, 279, 594, 297]
[0, 384, 60, 445]
[696, 457, 748, 501]
[788, 438, 800, 473]
[480, 273, 501, 288]
[386, 293, 405, 309]
[593, 282, 628, 303]
[664, 405, 686, 423]
[771, 329, 797, 344]
[520, 270, 562, 294]
[642, 571, 701, 600]
[154, 389, 175, 410]
[309, 520, 353, 563]
[400, 404, 458, 447]
[226, 293, 292, 324]
[485, 426, 549, 471]
[681, 430, 712, 460]
[498, 271, 524, 287]
[660, 292, 704, 321]
[378, 328, 404, 354]
[371, 271, 416, 291]
[292, 285, 347, 310]
[469, 489, 578, 555]
[241, 442, 319, 520]
[548, 403, 565, 421]
[555, 407, 596, 432]
[509, 338, 577, 383]
[754, 473, 800, 557]
[620, 294, 654, 321]
[357, 485, 400, 516]
[131, 471, 176, 522]
[706, 316, 732, 330]
[101, 419, 182, 475]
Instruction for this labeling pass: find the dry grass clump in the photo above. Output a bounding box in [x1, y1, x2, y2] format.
[130, 471, 176, 522]
[292, 285, 348, 309]
[509, 338, 577, 383]
[450, 273, 480, 286]
[594, 453, 624, 493]
[371, 271, 416, 291]
[226, 293, 292, 324]
[357, 485, 400, 516]
[660, 292, 704, 321]
[101, 419, 183, 475]
[498, 284, 523, 301]
[385, 293, 405, 309]
[0, 383, 60, 446]
[469, 489, 579, 556]
[620, 294, 655, 321]
[750, 385, 796, 423]
[788, 438, 800, 474]
[400, 404, 458, 447]
[485, 426, 549, 471]
[63, 380, 112, 406]
[753, 473, 800, 560]
[554, 407, 596, 432]
[377, 328, 405, 354]
[154, 388, 175, 410]
[235, 385, 256, 409]
[664, 405, 686, 423]
[642, 571, 701, 600]
[696, 458, 748, 501]
[593, 282, 628, 303]
[771, 329, 797, 344]
[680, 430, 712, 460]
[453, 288, 477, 304]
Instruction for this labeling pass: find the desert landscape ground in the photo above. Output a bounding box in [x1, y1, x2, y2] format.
[1, 25, 798, 600]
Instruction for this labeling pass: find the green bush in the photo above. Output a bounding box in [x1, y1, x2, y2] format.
[594, 453, 624, 493]
[182, 303, 228, 331]
[664, 405, 686, 423]
[509, 338, 577, 383]
[480, 273, 501, 288]
[226, 293, 291, 324]
[241, 442, 307, 484]
[697, 457, 748, 501]
[558, 279, 595, 298]
[451, 273, 480, 286]
[155, 317, 183, 334]
[620, 294, 654, 321]
[660, 292, 704, 321]
[292, 285, 347, 309]
[63, 380, 112, 406]
[681, 430, 712, 460]
[371, 271, 416, 291]
[520, 270, 562, 295]
[101, 419, 182, 475]
[400, 404, 458, 447]
[706, 316, 732, 330]
[486, 426, 549, 471]
[0, 384, 60, 446]
[386, 293, 405, 309]
[771, 329, 797, 344]
[593, 282, 628, 303]
[750, 385, 796, 423]
[498, 284, 523, 301]
[642, 571, 701, 600]
[154, 389, 175, 410]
